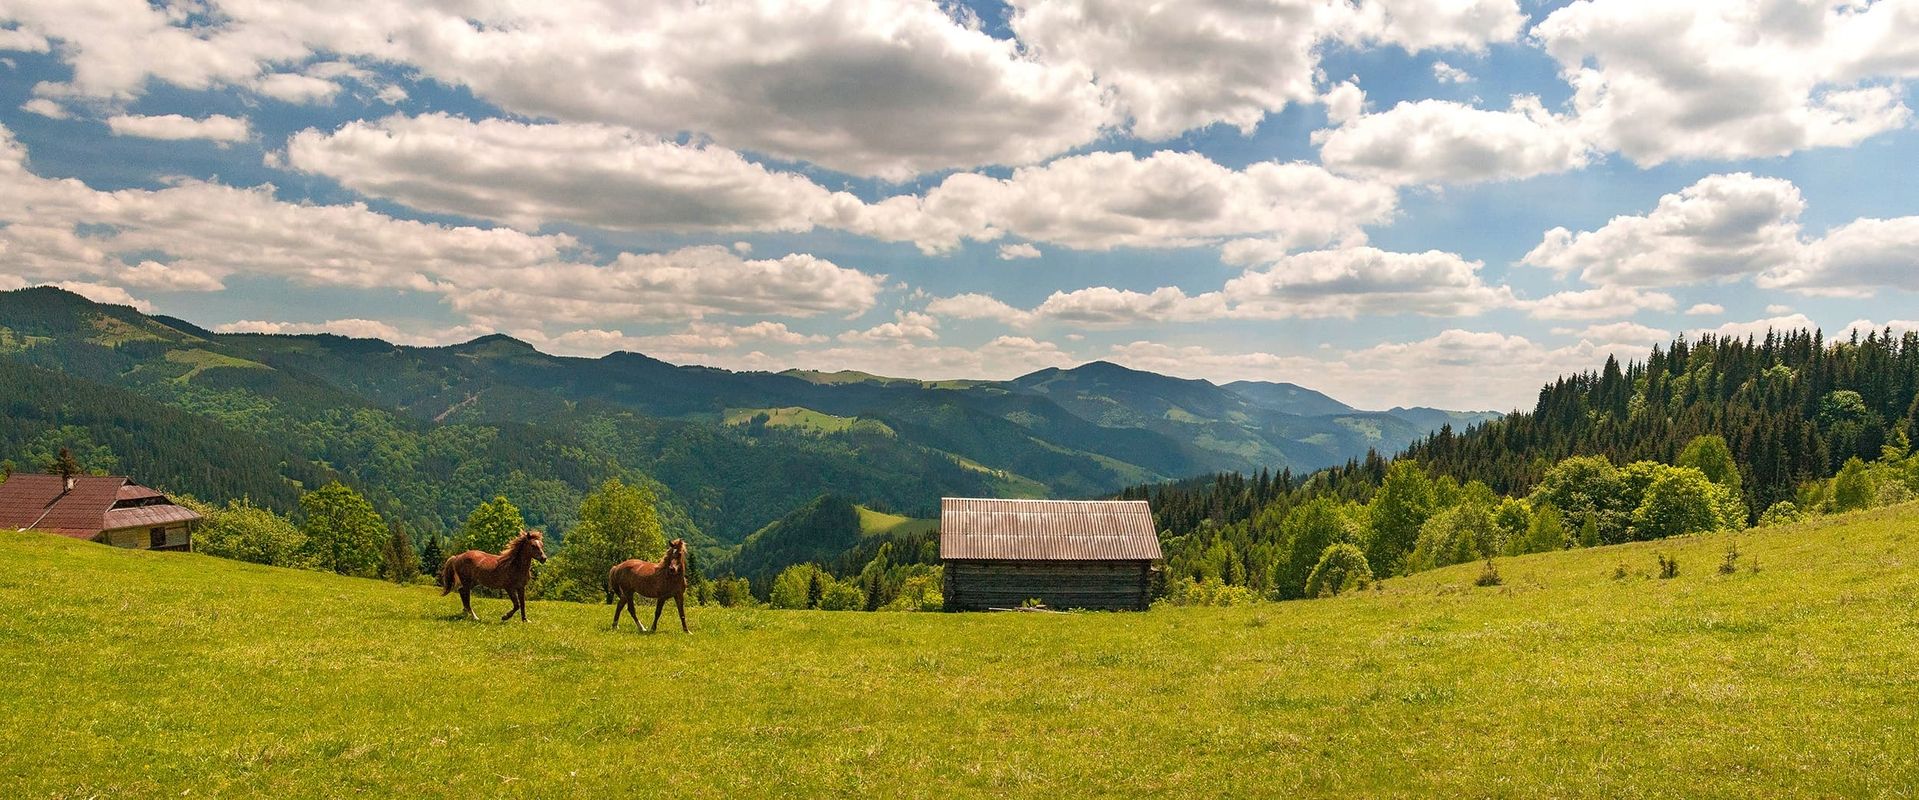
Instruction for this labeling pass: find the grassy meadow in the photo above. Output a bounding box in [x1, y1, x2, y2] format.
[4, 506, 1918, 798]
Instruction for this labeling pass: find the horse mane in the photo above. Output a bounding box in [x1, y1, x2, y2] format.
[503, 529, 541, 560]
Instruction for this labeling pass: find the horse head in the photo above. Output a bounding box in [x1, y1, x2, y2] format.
[519, 529, 549, 563]
[665, 538, 687, 573]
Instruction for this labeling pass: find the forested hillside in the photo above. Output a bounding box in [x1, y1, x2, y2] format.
[0, 287, 1488, 556]
[1129, 328, 1919, 605]
[1407, 329, 1919, 515]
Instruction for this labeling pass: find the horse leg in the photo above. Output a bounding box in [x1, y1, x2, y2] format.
[675, 594, 688, 633]
[518, 588, 529, 622]
[651, 596, 667, 634]
[500, 587, 519, 622]
[460, 587, 476, 621]
[611, 592, 627, 629]
[628, 592, 645, 632]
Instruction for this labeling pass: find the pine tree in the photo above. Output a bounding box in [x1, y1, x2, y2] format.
[418, 535, 444, 575]
[381, 523, 420, 583]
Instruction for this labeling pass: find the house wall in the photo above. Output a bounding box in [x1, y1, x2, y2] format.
[100, 526, 191, 551]
[942, 560, 1152, 611]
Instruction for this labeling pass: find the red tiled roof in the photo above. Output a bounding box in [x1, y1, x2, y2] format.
[0, 475, 200, 537]
[939, 497, 1162, 561]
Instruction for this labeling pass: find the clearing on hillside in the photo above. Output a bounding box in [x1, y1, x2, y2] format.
[3, 506, 1917, 797]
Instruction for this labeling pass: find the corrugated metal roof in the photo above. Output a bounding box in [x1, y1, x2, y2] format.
[0, 475, 199, 536]
[116, 484, 165, 502]
[103, 504, 202, 531]
[940, 497, 1162, 561]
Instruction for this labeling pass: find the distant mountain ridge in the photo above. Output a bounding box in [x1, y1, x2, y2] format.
[0, 287, 1500, 551]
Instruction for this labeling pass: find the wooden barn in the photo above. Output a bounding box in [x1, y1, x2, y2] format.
[940, 497, 1161, 611]
[0, 474, 202, 551]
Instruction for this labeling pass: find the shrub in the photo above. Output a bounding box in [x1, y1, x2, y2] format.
[1474, 558, 1502, 587]
[1758, 501, 1808, 527]
[1304, 543, 1372, 598]
[817, 580, 866, 611]
[1612, 563, 1629, 581]
[1157, 577, 1260, 607]
[1656, 553, 1679, 580]
[1719, 544, 1740, 576]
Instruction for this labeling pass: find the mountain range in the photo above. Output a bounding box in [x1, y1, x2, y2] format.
[0, 287, 1498, 553]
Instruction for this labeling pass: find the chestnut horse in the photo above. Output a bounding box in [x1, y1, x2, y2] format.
[439, 530, 548, 621]
[608, 538, 690, 633]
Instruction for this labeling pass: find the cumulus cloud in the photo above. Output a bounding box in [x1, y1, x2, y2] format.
[50, 281, 151, 311]
[18, 98, 66, 119]
[856, 150, 1396, 254]
[106, 114, 251, 143]
[1685, 303, 1726, 316]
[998, 243, 1041, 260]
[1525, 172, 1919, 297]
[216, 318, 412, 341]
[1760, 215, 1919, 297]
[1222, 246, 1514, 319]
[1431, 61, 1472, 84]
[1691, 314, 1820, 340]
[1523, 173, 1807, 287]
[1841, 319, 1919, 340]
[838, 311, 940, 344]
[926, 293, 1033, 325]
[1315, 95, 1592, 185]
[0, 124, 886, 329]
[1552, 321, 1671, 344]
[1106, 328, 1645, 411]
[1522, 285, 1676, 320]
[285, 114, 865, 234]
[526, 320, 827, 358]
[783, 335, 1077, 381]
[1533, 0, 1919, 165]
[0, 0, 1115, 178]
[1005, 0, 1520, 142]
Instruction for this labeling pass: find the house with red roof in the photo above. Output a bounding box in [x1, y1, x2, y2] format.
[0, 474, 203, 551]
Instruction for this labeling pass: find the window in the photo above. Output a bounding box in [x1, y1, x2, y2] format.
[150, 528, 165, 548]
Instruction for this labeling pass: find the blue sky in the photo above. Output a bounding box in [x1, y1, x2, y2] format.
[0, 0, 1914, 410]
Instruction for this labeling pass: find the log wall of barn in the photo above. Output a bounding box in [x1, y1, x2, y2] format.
[942, 560, 1152, 611]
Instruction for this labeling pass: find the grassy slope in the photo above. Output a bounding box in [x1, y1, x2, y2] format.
[856, 505, 937, 538]
[4, 507, 1918, 798]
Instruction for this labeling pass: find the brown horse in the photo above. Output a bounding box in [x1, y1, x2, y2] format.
[439, 530, 548, 621]
[608, 538, 690, 633]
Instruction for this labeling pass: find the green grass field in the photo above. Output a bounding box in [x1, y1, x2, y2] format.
[4, 506, 1918, 798]
[856, 505, 938, 538]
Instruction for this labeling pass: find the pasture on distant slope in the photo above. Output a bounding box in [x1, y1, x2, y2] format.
[3, 506, 1917, 798]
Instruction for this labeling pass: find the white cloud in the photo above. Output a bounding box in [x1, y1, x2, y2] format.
[1347, 0, 1526, 52]
[1033, 286, 1226, 325]
[1765, 304, 1793, 315]
[1525, 172, 1919, 297]
[1523, 285, 1676, 320]
[998, 243, 1041, 260]
[1842, 319, 1919, 340]
[1315, 95, 1592, 185]
[106, 114, 251, 143]
[1685, 303, 1725, 316]
[838, 310, 940, 344]
[1431, 61, 1472, 84]
[286, 114, 865, 234]
[0, 124, 887, 329]
[51, 281, 151, 311]
[18, 98, 66, 119]
[0, 0, 1116, 179]
[1692, 314, 1820, 340]
[926, 293, 1033, 325]
[0, 25, 49, 53]
[1760, 215, 1919, 297]
[1552, 321, 1671, 344]
[1533, 0, 1919, 165]
[253, 73, 342, 105]
[1523, 173, 1806, 287]
[526, 320, 826, 358]
[1106, 328, 1640, 411]
[216, 318, 411, 341]
[856, 150, 1396, 253]
[783, 335, 1076, 381]
[1008, 0, 1336, 140]
[1222, 246, 1514, 318]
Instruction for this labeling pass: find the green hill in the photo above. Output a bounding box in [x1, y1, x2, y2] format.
[4, 506, 1916, 797]
[720, 495, 938, 585]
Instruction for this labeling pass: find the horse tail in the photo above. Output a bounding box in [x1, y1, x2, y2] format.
[605, 563, 617, 604]
[439, 557, 459, 595]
